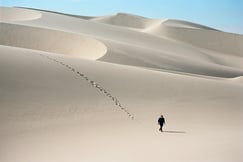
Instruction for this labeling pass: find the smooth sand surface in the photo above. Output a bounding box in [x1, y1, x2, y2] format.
[0, 7, 42, 22]
[147, 23, 243, 56]
[0, 23, 107, 59]
[0, 7, 243, 162]
[91, 13, 166, 29]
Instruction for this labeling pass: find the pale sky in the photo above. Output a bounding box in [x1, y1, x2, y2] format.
[1, 0, 243, 34]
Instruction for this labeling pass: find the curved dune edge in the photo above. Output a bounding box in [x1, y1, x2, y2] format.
[0, 23, 107, 60]
[91, 13, 216, 31]
[228, 76, 243, 83]
[91, 13, 166, 29]
[161, 19, 218, 30]
[86, 12, 243, 57]
[145, 24, 243, 56]
[0, 7, 42, 22]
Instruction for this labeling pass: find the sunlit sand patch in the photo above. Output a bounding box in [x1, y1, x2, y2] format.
[0, 7, 42, 22]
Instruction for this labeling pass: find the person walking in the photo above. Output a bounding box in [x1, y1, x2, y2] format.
[158, 115, 165, 132]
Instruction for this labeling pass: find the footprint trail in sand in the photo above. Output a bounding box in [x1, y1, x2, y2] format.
[38, 53, 135, 120]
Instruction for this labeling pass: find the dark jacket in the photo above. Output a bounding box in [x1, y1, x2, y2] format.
[158, 117, 165, 125]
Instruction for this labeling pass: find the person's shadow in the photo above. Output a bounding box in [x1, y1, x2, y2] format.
[163, 130, 186, 134]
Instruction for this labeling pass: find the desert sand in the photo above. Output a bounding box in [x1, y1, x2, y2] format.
[0, 7, 242, 162]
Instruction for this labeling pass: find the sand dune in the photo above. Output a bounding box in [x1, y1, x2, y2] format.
[11, 9, 242, 77]
[0, 23, 107, 59]
[0, 7, 42, 21]
[0, 7, 242, 162]
[161, 19, 217, 30]
[91, 13, 165, 29]
[147, 24, 243, 56]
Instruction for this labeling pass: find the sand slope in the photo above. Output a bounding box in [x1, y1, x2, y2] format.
[91, 13, 165, 29]
[0, 23, 107, 59]
[0, 7, 243, 162]
[147, 22, 243, 56]
[0, 7, 42, 21]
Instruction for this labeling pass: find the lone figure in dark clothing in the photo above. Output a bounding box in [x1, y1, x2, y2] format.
[158, 115, 165, 132]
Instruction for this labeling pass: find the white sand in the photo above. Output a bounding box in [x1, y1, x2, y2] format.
[0, 7, 243, 162]
[0, 7, 42, 22]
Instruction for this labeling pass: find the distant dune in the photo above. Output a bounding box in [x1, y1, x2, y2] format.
[0, 7, 242, 162]
[91, 12, 166, 29]
[147, 22, 243, 56]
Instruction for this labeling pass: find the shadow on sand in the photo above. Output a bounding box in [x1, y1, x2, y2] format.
[163, 131, 186, 134]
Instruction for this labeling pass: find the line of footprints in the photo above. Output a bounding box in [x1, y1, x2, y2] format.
[38, 54, 134, 120]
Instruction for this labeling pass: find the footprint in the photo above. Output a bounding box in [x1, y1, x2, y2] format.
[39, 54, 135, 120]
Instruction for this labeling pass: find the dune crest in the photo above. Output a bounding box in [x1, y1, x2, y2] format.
[0, 7, 42, 22]
[228, 76, 243, 83]
[162, 19, 217, 30]
[147, 24, 243, 56]
[0, 23, 107, 59]
[92, 12, 166, 29]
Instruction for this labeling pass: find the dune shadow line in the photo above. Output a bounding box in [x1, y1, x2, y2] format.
[163, 131, 186, 134]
